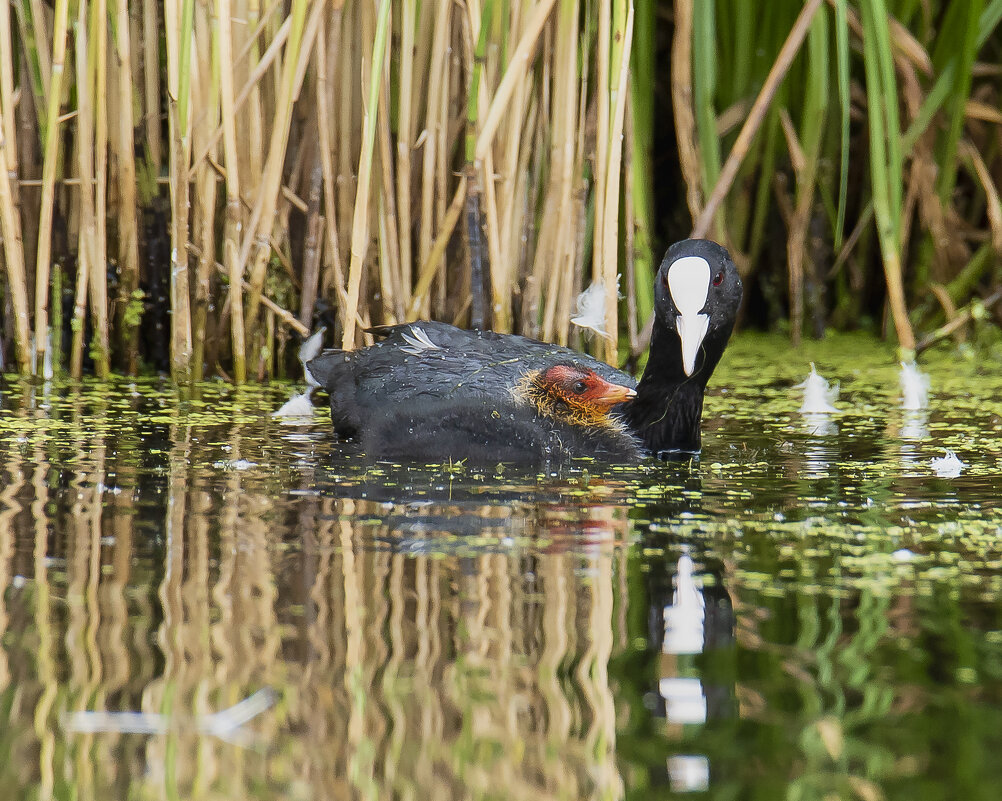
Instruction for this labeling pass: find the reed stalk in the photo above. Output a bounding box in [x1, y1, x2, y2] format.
[375, 47, 401, 324]
[112, 0, 140, 374]
[341, 0, 391, 350]
[537, 0, 580, 344]
[300, 164, 323, 326]
[0, 3, 19, 181]
[314, 7, 348, 317]
[690, 0, 723, 240]
[32, 0, 70, 375]
[335, 3, 355, 274]
[142, 0, 161, 169]
[90, 0, 110, 378]
[627, 0, 654, 335]
[242, 0, 309, 335]
[0, 147, 31, 375]
[25, 0, 51, 101]
[71, 0, 95, 378]
[491, 12, 529, 336]
[469, 1, 504, 333]
[465, 0, 493, 331]
[599, 0, 633, 363]
[861, 0, 915, 352]
[670, 1, 701, 224]
[833, 0, 850, 247]
[165, 0, 195, 381]
[416, 0, 451, 322]
[190, 0, 219, 382]
[218, 0, 247, 383]
[784, 10, 828, 346]
[0, 1, 31, 374]
[561, 37, 593, 346]
[432, 30, 449, 318]
[396, 0, 417, 304]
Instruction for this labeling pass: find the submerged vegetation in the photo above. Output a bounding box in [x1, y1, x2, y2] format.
[1, 0, 1001, 382]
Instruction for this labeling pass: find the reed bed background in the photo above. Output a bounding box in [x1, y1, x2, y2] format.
[1, 0, 1001, 382]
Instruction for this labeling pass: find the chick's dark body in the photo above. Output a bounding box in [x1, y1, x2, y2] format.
[360, 395, 644, 465]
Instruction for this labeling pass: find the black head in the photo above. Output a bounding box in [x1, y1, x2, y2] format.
[652, 239, 743, 383]
[622, 239, 743, 455]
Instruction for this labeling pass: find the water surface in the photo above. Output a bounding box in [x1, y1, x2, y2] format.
[2, 334, 1001, 800]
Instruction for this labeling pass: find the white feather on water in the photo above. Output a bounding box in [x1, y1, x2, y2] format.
[899, 361, 930, 410]
[273, 390, 316, 419]
[796, 364, 839, 414]
[930, 449, 966, 478]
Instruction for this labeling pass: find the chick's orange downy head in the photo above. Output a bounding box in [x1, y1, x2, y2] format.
[537, 365, 636, 412]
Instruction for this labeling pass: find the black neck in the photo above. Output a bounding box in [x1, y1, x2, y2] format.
[623, 323, 709, 454]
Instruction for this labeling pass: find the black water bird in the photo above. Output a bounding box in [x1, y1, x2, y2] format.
[308, 238, 742, 458]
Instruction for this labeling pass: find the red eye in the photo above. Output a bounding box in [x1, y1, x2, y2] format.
[712, 271, 724, 287]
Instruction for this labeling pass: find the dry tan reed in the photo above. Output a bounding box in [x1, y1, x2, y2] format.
[0, 0, 650, 380]
[4, 1, 1002, 379]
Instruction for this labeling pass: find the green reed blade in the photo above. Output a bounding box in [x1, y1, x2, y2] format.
[902, 0, 1002, 152]
[833, 0, 849, 248]
[692, 0, 721, 197]
[932, 0, 983, 203]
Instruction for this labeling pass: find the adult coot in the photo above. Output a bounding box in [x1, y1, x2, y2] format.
[308, 238, 742, 457]
[358, 364, 643, 464]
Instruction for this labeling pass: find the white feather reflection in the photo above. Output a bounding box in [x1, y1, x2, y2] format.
[668, 755, 710, 793]
[663, 552, 705, 655]
[899, 361, 929, 410]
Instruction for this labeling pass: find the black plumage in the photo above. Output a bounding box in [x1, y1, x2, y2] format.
[359, 394, 643, 465]
[308, 238, 742, 459]
[622, 239, 743, 454]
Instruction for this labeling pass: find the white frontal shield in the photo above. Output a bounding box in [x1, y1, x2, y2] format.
[667, 256, 711, 376]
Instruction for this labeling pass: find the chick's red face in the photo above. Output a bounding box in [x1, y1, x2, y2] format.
[540, 365, 636, 411]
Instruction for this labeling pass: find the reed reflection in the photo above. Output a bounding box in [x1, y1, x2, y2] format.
[298, 491, 632, 801]
[0, 384, 638, 800]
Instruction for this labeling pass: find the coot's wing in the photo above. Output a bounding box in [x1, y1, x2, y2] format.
[368, 321, 636, 388]
[306, 339, 530, 436]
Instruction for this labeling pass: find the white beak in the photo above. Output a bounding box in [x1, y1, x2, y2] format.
[667, 256, 712, 376]
[678, 312, 710, 375]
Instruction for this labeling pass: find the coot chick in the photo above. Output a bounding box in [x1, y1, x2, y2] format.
[308, 238, 742, 456]
[358, 364, 644, 464]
